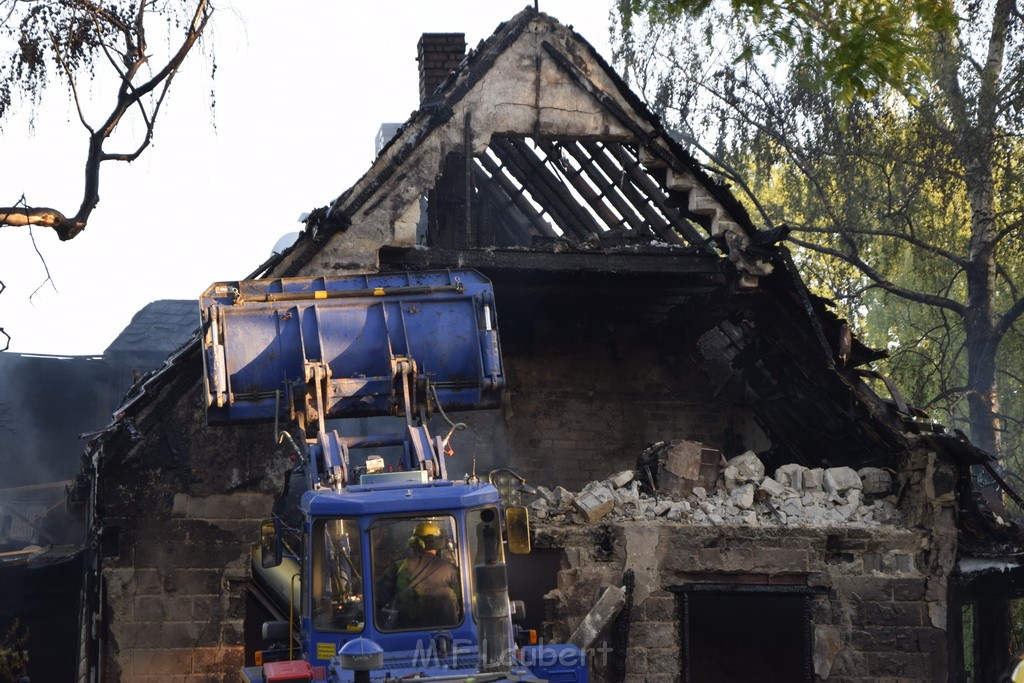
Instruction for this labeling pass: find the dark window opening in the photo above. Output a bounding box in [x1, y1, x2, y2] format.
[676, 584, 812, 683]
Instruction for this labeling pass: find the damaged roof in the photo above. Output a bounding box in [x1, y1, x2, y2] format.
[267, 7, 774, 281]
[82, 6, 1022, 555]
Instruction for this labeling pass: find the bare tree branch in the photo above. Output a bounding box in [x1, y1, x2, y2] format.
[996, 296, 1024, 337]
[46, 29, 93, 132]
[27, 226, 57, 303]
[788, 233, 968, 315]
[0, 0, 213, 240]
[789, 223, 968, 267]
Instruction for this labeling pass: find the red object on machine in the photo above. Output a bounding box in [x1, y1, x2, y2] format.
[263, 659, 314, 682]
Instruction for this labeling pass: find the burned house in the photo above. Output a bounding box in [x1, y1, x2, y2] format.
[75, 8, 1024, 682]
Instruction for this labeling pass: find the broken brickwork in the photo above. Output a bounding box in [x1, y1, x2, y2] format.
[86, 371, 288, 682]
[534, 447, 959, 682]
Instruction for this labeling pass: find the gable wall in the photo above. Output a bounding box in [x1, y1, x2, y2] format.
[281, 17, 645, 278]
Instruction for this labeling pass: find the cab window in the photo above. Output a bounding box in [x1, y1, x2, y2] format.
[466, 506, 504, 620]
[370, 515, 462, 632]
[311, 518, 364, 632]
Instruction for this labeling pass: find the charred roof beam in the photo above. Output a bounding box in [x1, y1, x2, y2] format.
[581, 141, 693, 248]
[379, 245, 728, 281]
[535, 139, 638, 236]
[475, 152, 559, 239]
[472, 165, 540, 247]
[490, 136, 601, 241]
[557, 140, 653, 237]
[609, 142, 713, 248]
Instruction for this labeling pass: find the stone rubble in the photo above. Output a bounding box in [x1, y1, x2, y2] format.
[530, 451, 900, 528]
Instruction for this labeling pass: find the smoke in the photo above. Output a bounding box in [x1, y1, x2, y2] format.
[0, 353, 108, 487]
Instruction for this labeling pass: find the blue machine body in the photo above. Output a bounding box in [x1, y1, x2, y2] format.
[200, 269, 503, 425]
[203, 269, 586, 683]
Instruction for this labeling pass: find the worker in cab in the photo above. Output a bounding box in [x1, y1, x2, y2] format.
[376, 520, 462, 630]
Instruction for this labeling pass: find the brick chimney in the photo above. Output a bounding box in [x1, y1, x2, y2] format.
[417, 33, 466, 104]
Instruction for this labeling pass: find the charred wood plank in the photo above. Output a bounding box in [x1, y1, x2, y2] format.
[476, 153, 558, 238]
[534, 139, 631, 235]
[490, 137, 601, 240]
[559, 141, 649, 235]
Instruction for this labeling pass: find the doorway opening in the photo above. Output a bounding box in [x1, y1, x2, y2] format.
[674, 583, 813, 683]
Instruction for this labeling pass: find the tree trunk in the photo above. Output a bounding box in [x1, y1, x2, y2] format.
[961, 147, 1002, 457]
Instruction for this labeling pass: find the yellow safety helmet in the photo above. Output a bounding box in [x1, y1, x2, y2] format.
[410, 521, 443, 551]
[414, 521, 441, 538]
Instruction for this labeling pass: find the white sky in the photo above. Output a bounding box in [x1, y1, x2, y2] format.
[0, 1, 615, 356]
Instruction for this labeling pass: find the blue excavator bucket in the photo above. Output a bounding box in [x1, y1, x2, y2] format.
[200, 269, 503, 425]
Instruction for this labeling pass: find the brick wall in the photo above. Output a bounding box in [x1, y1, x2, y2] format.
[94, 379, 286, 682]
[417, 33, 466, 103]
[448, 328, 769, 493]
[533, 448, 959, 682]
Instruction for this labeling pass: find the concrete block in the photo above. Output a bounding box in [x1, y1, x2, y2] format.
[727, 451, 765, 482]
[553, 486, 574, 509]
[608, 470, 635, 488]
[803, 468, 824, 492]
[801, 492, 823, 507]
[568, 585, 627, 649]
[730, 484, 755, 509]
[535, 485, 556, 505]
[614, 482, 640, 505]
[573, 486, 615, 524]
[660, 440, 703, 497]
[737, 510, 758, 526]
[722, 465, 741, 492]
[859, 467, 894, 496]
[824, 467, 863, 494]
[775, 463, 807, 490]
[758, 477, 787, 498]
[782, 498, 804, 518]
[803, 506, 829, 524]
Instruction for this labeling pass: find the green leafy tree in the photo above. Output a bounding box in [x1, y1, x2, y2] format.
[0, 0, 212, 240]
[614, 0, 1024, 465]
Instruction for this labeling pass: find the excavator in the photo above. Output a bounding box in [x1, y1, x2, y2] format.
[199, 269, 586, 682]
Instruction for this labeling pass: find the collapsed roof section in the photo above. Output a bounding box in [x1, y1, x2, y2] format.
[258, 8, 914, 467]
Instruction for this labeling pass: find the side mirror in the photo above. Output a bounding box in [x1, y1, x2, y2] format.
[505, 506, 531, 554]
[261, 519, 282, 568]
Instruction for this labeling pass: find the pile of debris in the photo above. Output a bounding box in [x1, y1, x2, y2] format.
[530, 448, 899, 529]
